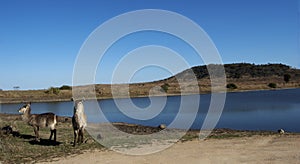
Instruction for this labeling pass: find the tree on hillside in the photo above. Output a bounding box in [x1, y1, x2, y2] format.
[161, 83, 170, 92]
[284, 74, 291, 83]
[59, 85, 72, 90]
[45, 87, 60, 95]
[226, 83, 238, 89]
[268, 83, 277, 88]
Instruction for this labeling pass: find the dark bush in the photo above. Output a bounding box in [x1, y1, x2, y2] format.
[161, 83, 170, 92]
[59, 85, 72, 90]
[268, 83, 277, 88]
[190, 63, 294, 80]
[45, 87, 60, 95]
[283, 74, 291, 83]
[226, 83, 237, 89]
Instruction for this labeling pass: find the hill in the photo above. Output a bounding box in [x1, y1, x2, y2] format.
[164, 63, 300, 81]
[1, 63, 300, 103]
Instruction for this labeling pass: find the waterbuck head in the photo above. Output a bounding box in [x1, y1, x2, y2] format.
[74, 100, 84, 113]
[18, 103, 31, 114]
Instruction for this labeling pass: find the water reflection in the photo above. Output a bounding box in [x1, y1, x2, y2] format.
[1, 88, 300, 132]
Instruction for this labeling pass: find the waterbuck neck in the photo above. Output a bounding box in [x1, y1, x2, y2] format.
[21, 107, 31, 121]
[74, 103, 84, 113]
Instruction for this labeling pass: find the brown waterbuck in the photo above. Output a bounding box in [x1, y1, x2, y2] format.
[18, 102, 57, 142]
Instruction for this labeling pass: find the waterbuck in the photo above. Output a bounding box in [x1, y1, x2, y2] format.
[72, 99, 87, 146]
[18, 102, 57, 142]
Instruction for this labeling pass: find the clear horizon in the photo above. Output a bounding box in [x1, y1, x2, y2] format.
[0, 0, 299, 90]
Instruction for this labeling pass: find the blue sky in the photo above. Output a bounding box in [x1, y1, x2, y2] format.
[0, 0, 299, 90]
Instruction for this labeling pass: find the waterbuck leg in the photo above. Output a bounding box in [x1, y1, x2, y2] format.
[49, 129, 57, 141]
[78, 130, 81, 144]
[78, 130, 82, 144]
[49, 130, 53, 140]
[73, 130, 78, 146]
[33, 126, 39, 141]
[53, 129, 56, 141]
[79, 129, 84, 143]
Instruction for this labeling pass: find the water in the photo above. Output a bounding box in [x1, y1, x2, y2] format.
[1, 88, 300, 132]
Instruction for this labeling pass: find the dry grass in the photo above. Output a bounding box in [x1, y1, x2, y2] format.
[0, 114, 103, 163]
[0, 76, 300, 104]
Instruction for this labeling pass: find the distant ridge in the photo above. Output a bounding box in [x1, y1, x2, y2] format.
[163, 63, 300, 82]
[1, 63, 300, 103]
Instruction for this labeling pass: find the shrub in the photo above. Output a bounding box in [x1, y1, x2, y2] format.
[59, 85, 72, 90]
[161, 83, 170, 92]
[53, 88, 60, 95]
[226, 83, 237, 89]
[268, 83, 277, 88]
[283, 74, 291, 83]
[45, 87, 60, 95]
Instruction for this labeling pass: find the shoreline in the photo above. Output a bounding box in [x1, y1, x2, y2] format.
[1, 112, 299, 134]
[1, 86, 299, 104]
[0, 112, 299, 163]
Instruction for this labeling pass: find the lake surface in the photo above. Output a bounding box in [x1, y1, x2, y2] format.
[1, 88, 300, 132]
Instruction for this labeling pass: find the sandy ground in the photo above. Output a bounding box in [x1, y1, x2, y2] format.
[47, 135, 300, 164]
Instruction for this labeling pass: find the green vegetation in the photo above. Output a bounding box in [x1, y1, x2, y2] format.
[59, 85, 72, 90]
[189, 63, 300, 79]
[226, 83, 237, 89]
[13, 86, 20, 90]
[44, 85, 72, 95]
[284, 74, 291, 83]
[45, 85, 72, 95]
[45, 87, 60, 95]
[268, 83, 277, 88]
[161, 83, 170, 92]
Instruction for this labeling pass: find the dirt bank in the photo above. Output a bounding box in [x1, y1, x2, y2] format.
[49, 134, 300, 164]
